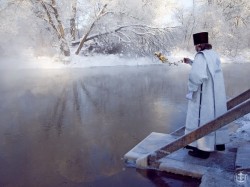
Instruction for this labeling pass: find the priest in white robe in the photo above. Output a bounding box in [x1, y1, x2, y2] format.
[184, 32, 230, 159]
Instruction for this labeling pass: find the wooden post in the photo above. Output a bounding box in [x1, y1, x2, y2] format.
[147, 99, 250, 168]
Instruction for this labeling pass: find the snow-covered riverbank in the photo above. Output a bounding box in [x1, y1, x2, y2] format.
[0, 48, 250, 70]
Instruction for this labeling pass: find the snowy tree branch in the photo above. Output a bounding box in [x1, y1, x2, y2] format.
[75, 4, 108, 55]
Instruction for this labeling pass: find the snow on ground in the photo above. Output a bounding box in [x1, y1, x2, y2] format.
[0, 52, 160, 70]
[233, 113, 250, 142]
[0, 47, 249, 69]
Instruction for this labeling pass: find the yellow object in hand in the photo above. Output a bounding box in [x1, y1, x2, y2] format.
[154, 52, 167, 63]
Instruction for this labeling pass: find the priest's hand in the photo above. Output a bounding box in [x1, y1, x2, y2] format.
[183, 58, 191, 64]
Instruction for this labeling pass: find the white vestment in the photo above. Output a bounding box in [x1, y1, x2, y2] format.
[185, 49, 230, 152]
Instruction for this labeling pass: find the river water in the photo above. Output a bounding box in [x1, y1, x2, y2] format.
[0, 63, 249, 187]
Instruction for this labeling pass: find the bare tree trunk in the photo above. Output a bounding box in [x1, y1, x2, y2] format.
[40, 1, 61, 38]
[70, 0, 77, 41]
[75, 4, 107, 55]
[39, 0, 70, 56]
[51, 0, 70, 56]
[186, 0, 196, 49]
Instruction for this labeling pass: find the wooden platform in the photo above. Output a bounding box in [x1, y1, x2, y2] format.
[124, 132, 178, 165]
[124, 131, 250, 186]
[124, 91, 250, 186]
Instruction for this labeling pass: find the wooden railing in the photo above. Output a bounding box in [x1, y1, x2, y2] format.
[171, 89, 250, 136]
[143, 89, 250, 168]
[227, 89, 250, 110]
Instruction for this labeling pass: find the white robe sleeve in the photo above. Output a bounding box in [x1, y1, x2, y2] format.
[188, 53, 208, 92]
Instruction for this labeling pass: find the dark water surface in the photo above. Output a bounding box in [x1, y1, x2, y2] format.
[0, 63, 249, 187]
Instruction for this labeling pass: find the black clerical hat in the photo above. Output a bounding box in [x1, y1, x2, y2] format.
[193, 32, 208, 45]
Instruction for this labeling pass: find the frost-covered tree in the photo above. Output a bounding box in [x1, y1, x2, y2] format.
[74, 0, 179, 56]
[70, 0, 77, 41]
[30, 0, 71, 56]
[0, 1, 39, 56]
[173, 0, 249, 56]
[1, 0, 180, 58]
[2, 0, 248, 59]
[214, 0, 250, 55]
[0, 0, 72, 57]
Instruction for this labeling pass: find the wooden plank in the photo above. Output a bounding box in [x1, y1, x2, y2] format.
[227, 89, 250, 110]
[147, 99, 250, 168]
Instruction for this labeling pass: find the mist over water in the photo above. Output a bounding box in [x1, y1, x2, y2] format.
[0, 62, 249, 187]
[0, 65, 188, 186]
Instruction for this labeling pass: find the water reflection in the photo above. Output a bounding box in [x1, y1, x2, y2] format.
[0, 64, 249, 186]
[137, 169, 201, 187]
